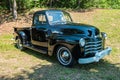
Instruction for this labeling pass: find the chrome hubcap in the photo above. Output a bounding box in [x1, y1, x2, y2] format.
[61, 51, 70, 62]
[57, 47, 72, 65]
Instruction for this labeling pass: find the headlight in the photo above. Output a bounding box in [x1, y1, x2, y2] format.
[79, 38, 85, 47]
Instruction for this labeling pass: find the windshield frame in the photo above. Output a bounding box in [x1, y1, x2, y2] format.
[46, 10, 73, 25]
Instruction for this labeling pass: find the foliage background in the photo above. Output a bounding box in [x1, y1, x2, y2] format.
[0, 0, 120, 10]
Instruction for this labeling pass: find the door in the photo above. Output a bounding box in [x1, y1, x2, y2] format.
[31, 13, 48, 47]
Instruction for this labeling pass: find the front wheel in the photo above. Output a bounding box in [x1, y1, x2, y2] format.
[57, 46, 74, 67]
[16, 37, 25, 50]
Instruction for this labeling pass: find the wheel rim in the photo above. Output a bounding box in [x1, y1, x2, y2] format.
[16, 39, 23, 50]
[57, 47, 72, 65]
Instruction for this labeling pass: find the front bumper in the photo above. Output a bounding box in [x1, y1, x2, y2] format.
[78, 47, 112, 64]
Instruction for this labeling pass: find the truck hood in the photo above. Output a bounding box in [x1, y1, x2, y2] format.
[52, 23, 100, 38]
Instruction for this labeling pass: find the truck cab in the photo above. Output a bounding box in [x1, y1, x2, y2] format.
[14, 10, 111, 67]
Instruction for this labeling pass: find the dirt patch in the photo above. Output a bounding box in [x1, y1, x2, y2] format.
[0, 14, 32, 35]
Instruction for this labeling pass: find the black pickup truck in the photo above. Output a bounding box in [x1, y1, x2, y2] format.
[14, 10, 111, 66]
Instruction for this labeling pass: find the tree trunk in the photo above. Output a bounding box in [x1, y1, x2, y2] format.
[8, 0, 12, 11]
[13, 0, 17, 19]
[77, 0, 82, 8]
[50, 0, 52, 7]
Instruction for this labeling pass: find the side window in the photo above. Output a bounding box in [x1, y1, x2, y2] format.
[39, 14, 47, 24]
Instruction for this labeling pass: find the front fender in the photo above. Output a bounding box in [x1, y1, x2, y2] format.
[48, 36, 79, 56]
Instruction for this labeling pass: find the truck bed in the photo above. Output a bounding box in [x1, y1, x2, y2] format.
[14, 26, 31, 41]
[14, 26, 30, 31]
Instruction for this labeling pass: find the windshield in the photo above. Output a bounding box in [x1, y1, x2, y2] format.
[46, 11, 72, 25]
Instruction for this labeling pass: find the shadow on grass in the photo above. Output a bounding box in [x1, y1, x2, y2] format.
[0, 48, 120, 80]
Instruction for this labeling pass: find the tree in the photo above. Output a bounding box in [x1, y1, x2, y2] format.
[12, 0, 17, 19]
[8, 0, 12, 11]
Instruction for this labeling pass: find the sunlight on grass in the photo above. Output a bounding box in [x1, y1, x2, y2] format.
[0, 34, 16, 51]
[89, 68, 99, 72]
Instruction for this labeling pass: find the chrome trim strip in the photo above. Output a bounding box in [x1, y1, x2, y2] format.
[85, 40, 102, 44]
[85, 44, 102, 48]
[85, 50, 102, 54]
[85, 46, 102, 51]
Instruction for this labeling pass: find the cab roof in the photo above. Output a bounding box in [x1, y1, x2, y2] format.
[34, 10, 63, 15]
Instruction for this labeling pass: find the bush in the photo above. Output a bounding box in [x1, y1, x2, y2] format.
[0, 0, 120, 10]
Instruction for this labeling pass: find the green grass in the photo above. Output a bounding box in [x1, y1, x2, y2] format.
[0, 9, 120, 80]
[0, 34, 16, 51]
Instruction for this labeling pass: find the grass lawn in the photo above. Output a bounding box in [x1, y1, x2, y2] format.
[0, 9, 120, 80]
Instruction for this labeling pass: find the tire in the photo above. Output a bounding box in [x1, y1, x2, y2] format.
[57, 46, 74, 67]
[16, 37, 25, 50]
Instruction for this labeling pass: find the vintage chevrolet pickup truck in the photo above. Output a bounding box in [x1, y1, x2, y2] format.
[14, 10, 111, 67]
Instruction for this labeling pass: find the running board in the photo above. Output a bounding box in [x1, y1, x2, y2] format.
[23, 45, 47, 54]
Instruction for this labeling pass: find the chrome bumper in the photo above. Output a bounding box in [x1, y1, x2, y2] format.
[78, 47, 112, 64]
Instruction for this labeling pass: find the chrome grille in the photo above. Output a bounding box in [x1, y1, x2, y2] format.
[85, 40, 102, 55]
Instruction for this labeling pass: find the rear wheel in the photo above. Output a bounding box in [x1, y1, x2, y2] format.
[16, 37, 25, 50]
[57, 46, 74, 67]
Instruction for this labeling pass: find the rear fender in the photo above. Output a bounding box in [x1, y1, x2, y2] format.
[17, 31, 27, 44]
